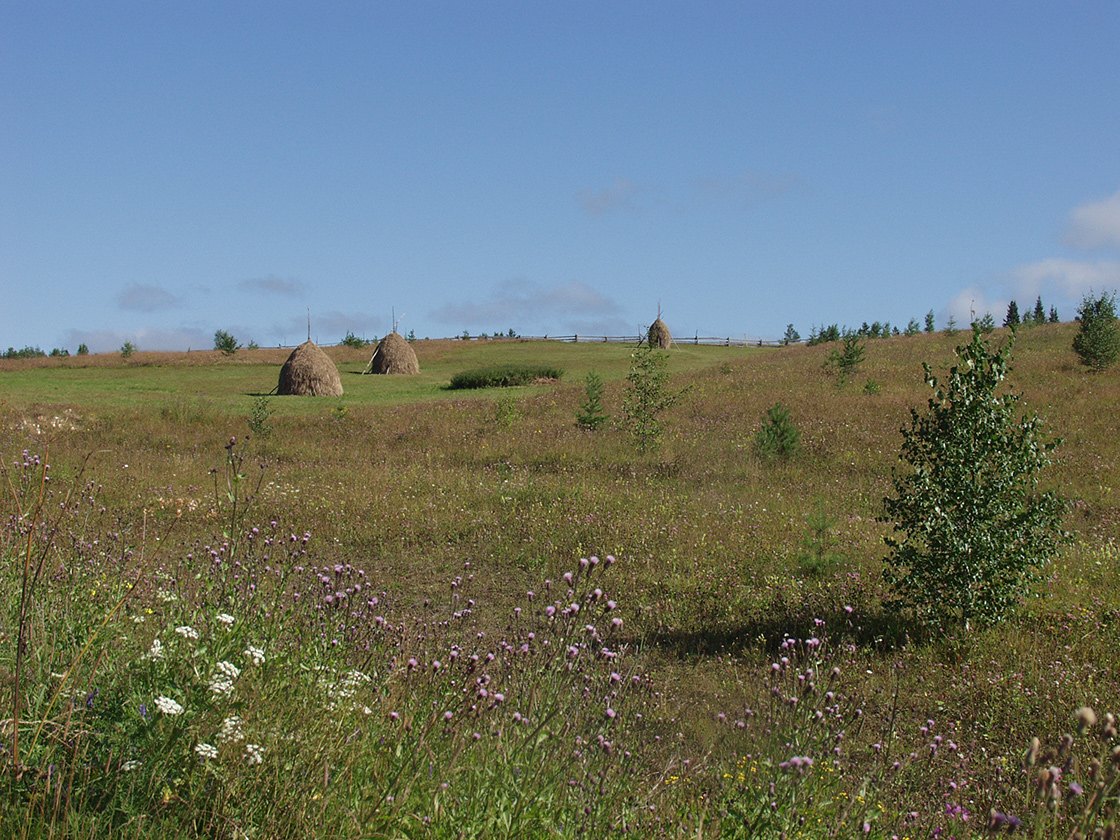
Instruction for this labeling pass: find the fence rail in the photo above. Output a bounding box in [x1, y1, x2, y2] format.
[444, 334, 784, 347]
[317, 334, 789, 349]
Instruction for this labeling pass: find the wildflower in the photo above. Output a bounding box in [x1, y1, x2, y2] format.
[244, 645, 265, 666]
[1075, 706, 1097, 736]
[216, 660, 241, 680]
[144, 638, 165, 660]
[175, 625, 199, 640]
[122, 759, 142, 771]
[216, 613, 236, 628]
[209, 675, 235, 696]
[195, 742, 218, 760]
[245, 743, 265, 765]
[155, 695, 184, 716]
[218, 715, 244, 744]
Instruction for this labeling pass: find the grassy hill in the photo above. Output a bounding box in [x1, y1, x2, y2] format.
[2, 324, 1118, 838]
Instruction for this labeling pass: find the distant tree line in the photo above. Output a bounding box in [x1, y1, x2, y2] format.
[4, 344, 88, 359]
[799, 298, 1062, 348]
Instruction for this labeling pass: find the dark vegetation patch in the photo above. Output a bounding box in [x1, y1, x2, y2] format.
[448, 362, 564, 389]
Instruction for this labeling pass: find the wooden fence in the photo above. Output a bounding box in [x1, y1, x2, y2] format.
[459, 334, 785, 347]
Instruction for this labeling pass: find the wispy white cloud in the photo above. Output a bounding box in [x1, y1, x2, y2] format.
[429, 278, 628, 335]
[946, 287, 1000, 326]
[116, 284, 181, 312]
[1063, 190, 1120, 250]
[1010, 258, 1120, 299]
[65, 326, 210, 354]
[239, 275, 306, 296]
[269, 311, 384, 346]
[576, 177, 647, 216]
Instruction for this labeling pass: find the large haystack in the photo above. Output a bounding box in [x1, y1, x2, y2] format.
[648, 317, 672, 349]
[363, 331, 419, 375]
[277, 341, 343, 396]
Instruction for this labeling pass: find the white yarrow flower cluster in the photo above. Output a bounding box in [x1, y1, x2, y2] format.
[245, 743, 265, 765]
[218, 715, 245, 744]
[155, 695, 184, 716]
[327, 669, 372, 710]
[209, 674, 235, 696]
[195, 742, 219, 760]
[122, 759, 143, 771]
[175, 625, 199, 640]
[216, 660, 241, 679]
[244, 645, 265, 666]
[143, 638, 164, 660]
[216, 613, 236, 628]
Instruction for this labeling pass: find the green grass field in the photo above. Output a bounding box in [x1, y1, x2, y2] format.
[2, 325, 1118, 838]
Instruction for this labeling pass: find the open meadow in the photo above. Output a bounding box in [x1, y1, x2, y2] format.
[2, 326, 1118, 838]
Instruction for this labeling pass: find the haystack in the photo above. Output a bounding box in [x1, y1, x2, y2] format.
[363, 331, 419, 375]
[277, 341, 343, 396]
[648, 317, 672, 349]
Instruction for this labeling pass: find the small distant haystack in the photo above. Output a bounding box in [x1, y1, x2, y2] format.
[277, 341, 343, 396]
[648, 316, 672, 349]
[363, 331, 419, 375]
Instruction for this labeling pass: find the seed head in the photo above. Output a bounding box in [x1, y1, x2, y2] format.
[1075, 706, 1097, 736]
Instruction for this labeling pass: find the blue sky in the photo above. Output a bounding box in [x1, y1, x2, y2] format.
[3, 2, 1120, 352]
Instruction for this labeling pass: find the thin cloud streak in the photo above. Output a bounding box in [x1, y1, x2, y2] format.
[1011, 258, 1120, 300]
[239, 276, 306, 296]
[1063, 190, 1120, 250]
[576, 177, 646, 216]
[429, 278, 628, 335]
[116, 284, 181, 312]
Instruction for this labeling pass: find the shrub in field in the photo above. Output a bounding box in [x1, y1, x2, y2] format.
[825, 332, 865, 385]
[1072, 290, 1120, 372]
[120, 340, 137, 358]
[340, 330, 366, 348]
[1004, 300, 1020, 327]
[576, 370, 609, 430]
[492, 395, 522, 428]
[1032, 295, 1046, 325]
[4, 346, 46, 359]
[448, 363, 563, 389]
[214, 329, 241, 355]
[782, 324, 800, 345]
[247, 395, 274, 438]
[621, 344, 680, 453]
[77, 343, 89, 355]
[882, 326, 1066, 632]
[755, 402, 800, 461]
[795, 500, 843, 576]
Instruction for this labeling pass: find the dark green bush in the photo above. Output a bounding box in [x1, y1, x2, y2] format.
[448, 363, 563, 390]
[214, 329, 241, 355]
[755, 402, 800, 461]
[1072, 290, 1120, 372]
[576, 371, 609, 430]
[882, 326, 1066, 632]
[340, 331, 367, 348]
[4, 346, 46, 359]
